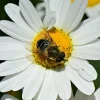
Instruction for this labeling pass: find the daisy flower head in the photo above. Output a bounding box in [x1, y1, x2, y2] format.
[1, 88, 100, 100]
[0, 0, 99, 100]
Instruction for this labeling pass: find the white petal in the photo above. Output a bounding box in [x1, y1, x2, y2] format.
[12, 64, 40, 91]
[55, 0, 70, 28]
[57, 95, 74, 100]
[1, 94, 19, 100]
[49, 0, 56, 12]
[0, 58, 31, 76]
[49, 0, 70, 27]
[81, 15, 100, 27]
[19, 0, 43, 32]
[0, 20, 33, 42]
[72, 42, 100, 60]
[0, 38, 31, 60]
[74, 15, 100, 30]
[0, 51, 30, 60]
[22, 66, 46, 100]
[54, 68, 71, 99]
[44, 0, 50, 14]
[37, 70, 57, 100]
[69, 57, 97, 81]
[56, 0, 71, 29]
[0, 36, 20, 42]
[56, 95, 74, 100]
[63, 0, 88, 33]
[65, 66, 95, 95]
[74, 90, 88, 100]
[56, 91, 74, 100]
[88, 87, 100, 100]
[0, 66, 33, 92]
[0, 41, 26, 51]
[0, 75, 18, 92]
[70, 16, 100, 45]
[43, 11, 56, 30]
[36, 2, 45, 19]
[5, 3, 35, 34]
[86, 4, 100, 17]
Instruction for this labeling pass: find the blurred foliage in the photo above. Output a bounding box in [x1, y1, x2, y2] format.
[0, 0, 100, 99]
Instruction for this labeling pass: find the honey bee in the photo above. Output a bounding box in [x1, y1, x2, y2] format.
[36, 39, 65, 62]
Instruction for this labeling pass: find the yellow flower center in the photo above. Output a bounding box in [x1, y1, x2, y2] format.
[71, 0, 100, 7]
[30, 27, 73, 69]
[88, 0, 100, 7]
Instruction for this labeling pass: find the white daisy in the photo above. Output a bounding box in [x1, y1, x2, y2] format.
[1, 88, 100, 100]
[0, 0, 99, 100]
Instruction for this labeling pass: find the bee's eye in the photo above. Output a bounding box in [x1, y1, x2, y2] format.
[37, 39, 49, 51]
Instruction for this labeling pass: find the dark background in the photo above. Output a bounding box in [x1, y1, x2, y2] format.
[0, 0, 100, 99]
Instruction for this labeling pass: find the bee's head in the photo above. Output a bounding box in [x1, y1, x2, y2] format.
[37, 39, 49, 51]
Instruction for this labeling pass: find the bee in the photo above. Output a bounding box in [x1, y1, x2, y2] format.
[36, 39, 65, 62]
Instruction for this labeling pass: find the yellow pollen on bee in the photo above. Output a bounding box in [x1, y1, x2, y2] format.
[71, 0, 100, 7]
[30, 28, 73, 69]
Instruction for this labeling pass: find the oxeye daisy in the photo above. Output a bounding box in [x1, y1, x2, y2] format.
[0, 0, 99, 100]
[1, 88, 100, 100]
